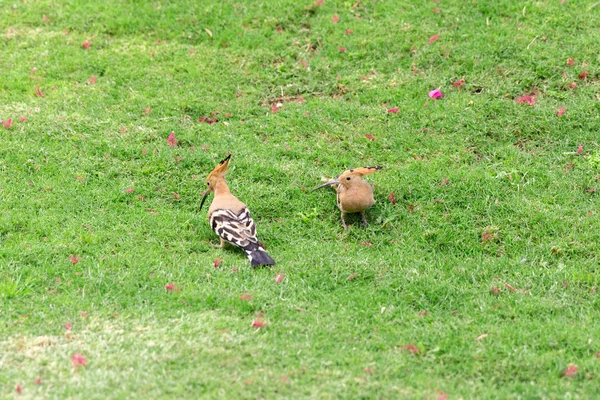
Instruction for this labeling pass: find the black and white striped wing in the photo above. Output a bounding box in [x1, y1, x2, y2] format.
[209, 208, 258, 249]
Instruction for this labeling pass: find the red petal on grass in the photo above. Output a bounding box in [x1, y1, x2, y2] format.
[76, 176, 85, 182]
[419, 311, 428, 316]
[65, 322, 72, 330]
[240, 293, 253, 301]
[144, 107, 151, 114]
[332, 15, 339, 23]
[213, 258, 223, 268]
[577, 144, 583, 155]
[345, 29, 353, 34]
[2, 118, 12, 129]
[16, 384, 22, 394]
[433, 7, 441, 13]
[387, 107, 399, 113]
[81, 40, 91, 49]
[388, 192, 396, 205]
[121, 126, 126, 134]
[504, 283, 517, 292]
[89, 75, 96, 85]
[71, 353, 87, 369]
[578, 71, 589, 80]
[568, 82, 577, 88]
[516, 95, 535, 105]
[69, 255, 79, 265]
[364, 133, 375, 141]
[429, 34, 439, 43]
[80, 311, 88, 318]
[275, 274, 284, 283]
[19, 116, 27, 122]
[167, 132, 178, 146]
[401, 344, 420, 354]
[428, 88, 443, 99]
[172, 192, 180, 199]
[34, 378, 42, 385]
[490, 287, 501, 295]
[347, 273, 359, 280]
[165, 283, 177, 291]
[124, 188, 134, 193]
[297, 97, 305, 103]
[453, 79, 465, 88]
[339, 47, 347, 52]
[30, 67, 38, 74]
[271, 105, 279, 112]
[36, 86, 44, 97]
[313, 0, 324, 6]
[299, 59, 308, 67]
[557, 107, 567, 117]
[437, 391, 448, 400]
[42, 14, 50, 22]
[563, 364, 578, 377]
[567, 58, 574, 66]
[252, 319, 266, 328]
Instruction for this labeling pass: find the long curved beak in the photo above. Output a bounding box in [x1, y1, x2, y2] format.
[199, 190, 210, 211]
[312, 180, 340, 191]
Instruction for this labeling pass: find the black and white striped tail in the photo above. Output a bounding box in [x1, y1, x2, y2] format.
[244, 245, 276, 268]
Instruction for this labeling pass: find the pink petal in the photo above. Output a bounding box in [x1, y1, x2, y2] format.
[80, 311, 89, 318]
[144, 107, 151, 114]
[490, 287, 501, 295]
[121, 126, 126, 134]
[428, 88, 444, 99]
[516, 95, 535, 105]
[213, 258, 223, 268]
[345, 29, 353, 35]
[165, 283, 177, 291]
[65, 322, 72, 330]
[16, 384, 22, 394]
[34, 378, 42, 385]
[452, 79, 465, 88]
[271, 106, 279, 112]
[347, 273, 358, 280]
[19, 116, 27, 122]
[240, 293, 253, 301]
[313, 0, 324, 6]
[364, 133, 375, 141]
[556, 107, 567, 117]
[2, 118, 12, 129]
[563, 364, 578, 377]
[568, 82, 577, 88]
[70, 353, 87, 369]
[567, 58, 574, 66]
[387, 107, 399, 113]
[167, 132, 178, 147]
[437, 391, 448, 400]
[332, 15, 339, 24]
[433, 7, 441, 13]
[388, 192, 396, 205]
[81, 40, 91, 49]
[124, 188, 134, 193]
[275, 274, 284, 283]
[89, 75, 96, 85]
[297, 97, 304, 103]
[578, 71, 589, 80]
[252, 319, 266, 328]
[42, 14, 50, 22]
[299, 59, 308, 67]
[401, 344, 420, 355]
[577, 144, 583, 155]
[429, 34, 439, 44]
[338, 47, 347, 53]
[69, 255, 80, 265]
[36, 86, 44, 97]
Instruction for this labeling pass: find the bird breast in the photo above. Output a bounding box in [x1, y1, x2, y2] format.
[337, 184, 375, 213]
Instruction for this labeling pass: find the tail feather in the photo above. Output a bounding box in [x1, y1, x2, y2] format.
[246, 248, 276, 267]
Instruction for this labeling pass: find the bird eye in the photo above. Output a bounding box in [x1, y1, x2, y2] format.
[206, 182, 210, 186]
[346, 177, 351, 181]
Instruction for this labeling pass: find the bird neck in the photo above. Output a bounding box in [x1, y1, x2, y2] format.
[213, 179, 231, 197]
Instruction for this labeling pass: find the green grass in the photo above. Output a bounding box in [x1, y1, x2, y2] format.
[2, 0, 600, 398]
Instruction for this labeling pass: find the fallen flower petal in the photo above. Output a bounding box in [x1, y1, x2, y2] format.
[345, 29, 353, 35]
[36, 86, 44, 97]
[213, 258, 223, 268]
[490, 287, 501, 295]
[568, 82, 578, 88]
[401, 344, 420, 354]
[388, 192, 396, 205]
[271, 105, 279, 112]
[577, 144, 583, 154]
[313, 0, 324, 6]
[429, 34, 439, 43]
[428, 88, 444, 99]
[167, 132, 178, 147]
[516, 95, 535, 105]
[2, 118, 12, 129]
[387, 107, 399, 113]
[347, 273, 359, 280]
[89, 75, 96, 85]
[275, 274, 284, 283]
[71, 353, 87, 369]
[81, 40, 91, 49]
[165, 283, 178, 291]
[504, 283, 517, 292]
[65, 322, 72, 330]
[557, 107, 567, 117]
[332, 15, 339, 24]
[563, 364, 578, 377]
[452, 79, 465, 88]
[69, 255, 80, 265]
[578, 71, 589, 80]
[19, 116, 27, 122]
[240, 293, 253, 301]
[339, 47, 347, 52]
[34, 378, 42, 385]
[16, 385, 22, 394]
[144, 107, 151, 114]
[364, 133, 375, 141]
[567, 58, 574, 66]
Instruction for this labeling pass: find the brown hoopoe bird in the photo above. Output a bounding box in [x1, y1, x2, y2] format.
[199, 154, 275, 267]
[313, 166, 383, 229]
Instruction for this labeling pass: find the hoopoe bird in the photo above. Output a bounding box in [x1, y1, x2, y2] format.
[199, 154, 275, 267]
[313, 166, 383, 229]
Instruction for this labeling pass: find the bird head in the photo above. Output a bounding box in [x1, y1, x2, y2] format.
[200, 154, 231, 210]
[312, 166, 382, 191]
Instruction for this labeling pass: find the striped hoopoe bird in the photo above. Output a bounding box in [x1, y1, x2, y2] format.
[313, 166, 383, 230]
[199, 154, 275, 267]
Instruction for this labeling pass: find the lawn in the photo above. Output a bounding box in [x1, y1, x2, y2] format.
[1, 0, 600, 398]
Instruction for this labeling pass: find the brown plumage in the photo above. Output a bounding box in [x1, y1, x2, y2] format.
[313, 166, 382, 229]
[199, 154, 275, 267]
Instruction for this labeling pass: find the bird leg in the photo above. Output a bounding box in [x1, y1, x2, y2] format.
[210, 238, 227, 248]
[361, 212, 368, 227]
[341, 211, 348, 230]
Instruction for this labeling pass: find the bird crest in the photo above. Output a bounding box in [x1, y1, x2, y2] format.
[207, 153, 231, 178]
[340, 166, 382, 178]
